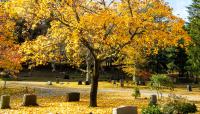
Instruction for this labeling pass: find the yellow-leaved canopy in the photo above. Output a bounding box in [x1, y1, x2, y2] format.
[8, 0, 191, 106]
[0, 3, 22, 76]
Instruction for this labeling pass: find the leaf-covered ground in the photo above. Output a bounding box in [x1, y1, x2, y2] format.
[1, 82, 200, 114]
[0, 87, 148, 114]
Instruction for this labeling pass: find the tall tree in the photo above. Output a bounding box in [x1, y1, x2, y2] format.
[187, 0, 200, 76]
[10, 0, 190, 107]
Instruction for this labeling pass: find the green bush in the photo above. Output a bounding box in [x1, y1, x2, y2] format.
[142, 105, 162, 114]
[162, 102, 177, 114]
[132, 87, 140, 98]
[163, 101, 197, 114]
[178, 103, 197, 113]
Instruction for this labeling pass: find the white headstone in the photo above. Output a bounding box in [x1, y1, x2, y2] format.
[113, 106, 137, 114]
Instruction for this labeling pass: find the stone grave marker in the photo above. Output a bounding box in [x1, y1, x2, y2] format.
[0, 95, 10, 109]
[22, 94, 38, 106]
[120, 79, 124, 87]
[149, 95, 157, 105]
[113, 106, 137, 114]
[85, 81, 90, 85]
[78, 80, 82, 85]
[187, 85, 192, 92]
[66, 92, 80, 102]
[56, 77, 60, 84]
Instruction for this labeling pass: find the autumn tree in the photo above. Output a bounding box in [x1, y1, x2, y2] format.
[0, 36, 21, 76]
[9, 0, 190, 107]
[0, 2, 21, 75]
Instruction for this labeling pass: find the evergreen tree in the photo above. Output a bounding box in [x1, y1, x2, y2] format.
[187, 0, 200, 76]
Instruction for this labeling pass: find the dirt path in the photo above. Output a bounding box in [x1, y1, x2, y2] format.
[3, 81, 200, 101]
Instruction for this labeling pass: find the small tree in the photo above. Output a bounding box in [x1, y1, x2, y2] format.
[132, 87, 141, 99]
[150, 74, 173, 98]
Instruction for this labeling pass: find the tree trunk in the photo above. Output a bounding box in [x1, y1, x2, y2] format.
[90, 59, 99, 107]
[3, 80, 6, 89]
[86, 60, 91, 82]
[51, 62, 56, 72]
[86, 51, 92, 82]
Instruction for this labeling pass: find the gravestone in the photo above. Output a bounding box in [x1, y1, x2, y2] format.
[149, 95, 157, 105]
[0, 95, 10, 109]
[187, 85, 192, 92]
[22, 94, 38, 106]
[78, 80, 82, 85]
[138, 81, 145, 85]
[120, 79, 124, 87]
[85, 81, 90, 85]
[113, 106, 137, 114]
[66, 92, 80, 102]
[47, 81, 52, 85]
[56, 77, 60, 84]
[112, 80, 116, 84]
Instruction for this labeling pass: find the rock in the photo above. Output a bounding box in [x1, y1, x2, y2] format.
[22, 94, 38, 106]
[113, 106, 137, 114]
[66, 92, 80, 102]
[47, 81, 52, 85]
[0, 95, 10, 109]
[149, 95, 157, 105]
[78, 80, 82, 85]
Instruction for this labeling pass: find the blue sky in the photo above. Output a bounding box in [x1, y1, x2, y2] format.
[108, 0, 192, 21]
[165, 0, 192, 21]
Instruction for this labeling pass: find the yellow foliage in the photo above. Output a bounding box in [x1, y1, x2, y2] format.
[7, 0, 190, 70]
[0, 89, 148, 114]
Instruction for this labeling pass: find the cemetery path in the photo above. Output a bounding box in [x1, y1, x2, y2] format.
[4, 81, 200, 101]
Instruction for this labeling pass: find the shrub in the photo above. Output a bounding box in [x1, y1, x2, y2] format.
[132, 87, 141, 99]
[162, 95, 197, 114]
[142, 105, 162, 114]
[163, 102, 197, 114]
[178, 103, 197, 113]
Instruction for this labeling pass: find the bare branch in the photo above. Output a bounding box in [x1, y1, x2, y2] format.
[80, 36, 97, 60]
[127, 0, 133, 17]
[108, 0, 115, 7]
[99, 27, 141, 62]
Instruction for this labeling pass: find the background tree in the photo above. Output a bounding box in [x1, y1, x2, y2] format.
[0, 3, 22, 75]
[187, 0, 200, 78]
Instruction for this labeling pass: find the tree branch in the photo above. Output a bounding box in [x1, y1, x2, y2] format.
[99, 27, 141, 62]
[127, 0, 133, 17]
